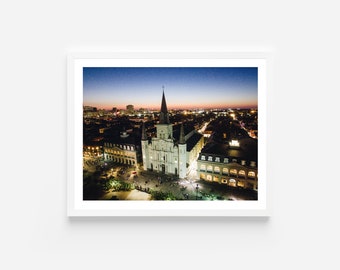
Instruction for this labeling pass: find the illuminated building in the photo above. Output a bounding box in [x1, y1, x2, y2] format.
[83, 144, 103, 158]
[141, 90, 204, 179]
[103, 130, 140, 166]
[197, 135, 258, 190]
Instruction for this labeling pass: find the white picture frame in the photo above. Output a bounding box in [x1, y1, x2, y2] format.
[67, 51, 269, 217]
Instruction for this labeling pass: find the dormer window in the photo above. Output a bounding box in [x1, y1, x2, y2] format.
[229, 140, 240, 147]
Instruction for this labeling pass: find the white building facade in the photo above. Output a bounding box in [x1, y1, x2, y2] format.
[141, 91, 188, 179]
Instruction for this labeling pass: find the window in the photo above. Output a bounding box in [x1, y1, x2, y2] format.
[239, 170, 246, 177]
[222, 168, 228, 175]
[241, 160, 246, 166]
[200, 164, 206, 171]
[223, 158, 229, 163]
[214, 166, 220, 173]
[250, 161, 256, 167]
[230, 169, 237, 175]
[208, 156, 213, 161]
[201, 155, 206, 161]
[215, 157, 220, 162]
[248, 171, 256, 178]
[207, 165, 213, 172]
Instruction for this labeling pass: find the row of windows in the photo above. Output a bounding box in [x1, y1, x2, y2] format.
[152, 144, 173, 152]
[104, 143, 134, 151]
[105, 155, 136, 165]
[105, 149, 135, 157]
[200, 155, 256, 167]
[199, 164, 256, 178]
[200, 174, 256, 189]
[201, 155, 234, 163]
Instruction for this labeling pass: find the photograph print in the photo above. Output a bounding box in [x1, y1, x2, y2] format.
[82, 62, 263, 203]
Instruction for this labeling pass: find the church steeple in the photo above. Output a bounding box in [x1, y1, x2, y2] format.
[159, 86, 170, 124]
[141, 121, 147, 141]
[179, 123, 185, 144]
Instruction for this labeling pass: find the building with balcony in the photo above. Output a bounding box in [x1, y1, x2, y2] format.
[103, 130, 140, 167]
[197, 137, 258, 190]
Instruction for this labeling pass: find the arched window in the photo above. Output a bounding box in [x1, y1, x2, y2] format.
[200, 164, 206, 171]
[214, 166, 220, 173]
[207, 165, 213, 172]
[248, 171, 256, 178]
[222, 168, 228, 175]
[229, 178, 236, 187]
[239, 170, 246, 178]
[230, 169, 237, 175]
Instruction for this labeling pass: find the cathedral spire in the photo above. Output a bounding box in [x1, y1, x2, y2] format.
[141, 121, 147, 140]
[179, 123, 185, 144]
[159, 86, 170, 124]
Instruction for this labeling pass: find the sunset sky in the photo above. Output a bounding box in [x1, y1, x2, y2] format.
[83, 67, 258, 110]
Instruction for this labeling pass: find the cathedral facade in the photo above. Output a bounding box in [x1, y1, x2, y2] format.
[141, 91, 188, 179]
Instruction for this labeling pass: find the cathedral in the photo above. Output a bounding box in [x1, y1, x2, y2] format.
[141, 90, 204, 179]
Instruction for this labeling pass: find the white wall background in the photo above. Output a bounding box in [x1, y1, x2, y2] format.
[1, 1, 339, 269]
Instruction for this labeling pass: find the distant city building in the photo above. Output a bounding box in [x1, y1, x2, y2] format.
[126, 104, 134, 115]
[83, 106, 97, 112]
[83, 144, 103, 158]
[141, 90, 204, 179]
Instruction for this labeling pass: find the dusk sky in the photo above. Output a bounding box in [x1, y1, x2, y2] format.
[83, 67, 258, 110]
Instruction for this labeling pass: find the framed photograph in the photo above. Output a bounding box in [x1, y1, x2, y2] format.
[67, 52, 269, 216]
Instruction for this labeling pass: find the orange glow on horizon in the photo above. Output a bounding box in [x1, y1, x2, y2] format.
[84, 102, 258, 111]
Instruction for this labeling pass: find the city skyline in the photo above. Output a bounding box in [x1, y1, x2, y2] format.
[83, 67, 258, 110]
